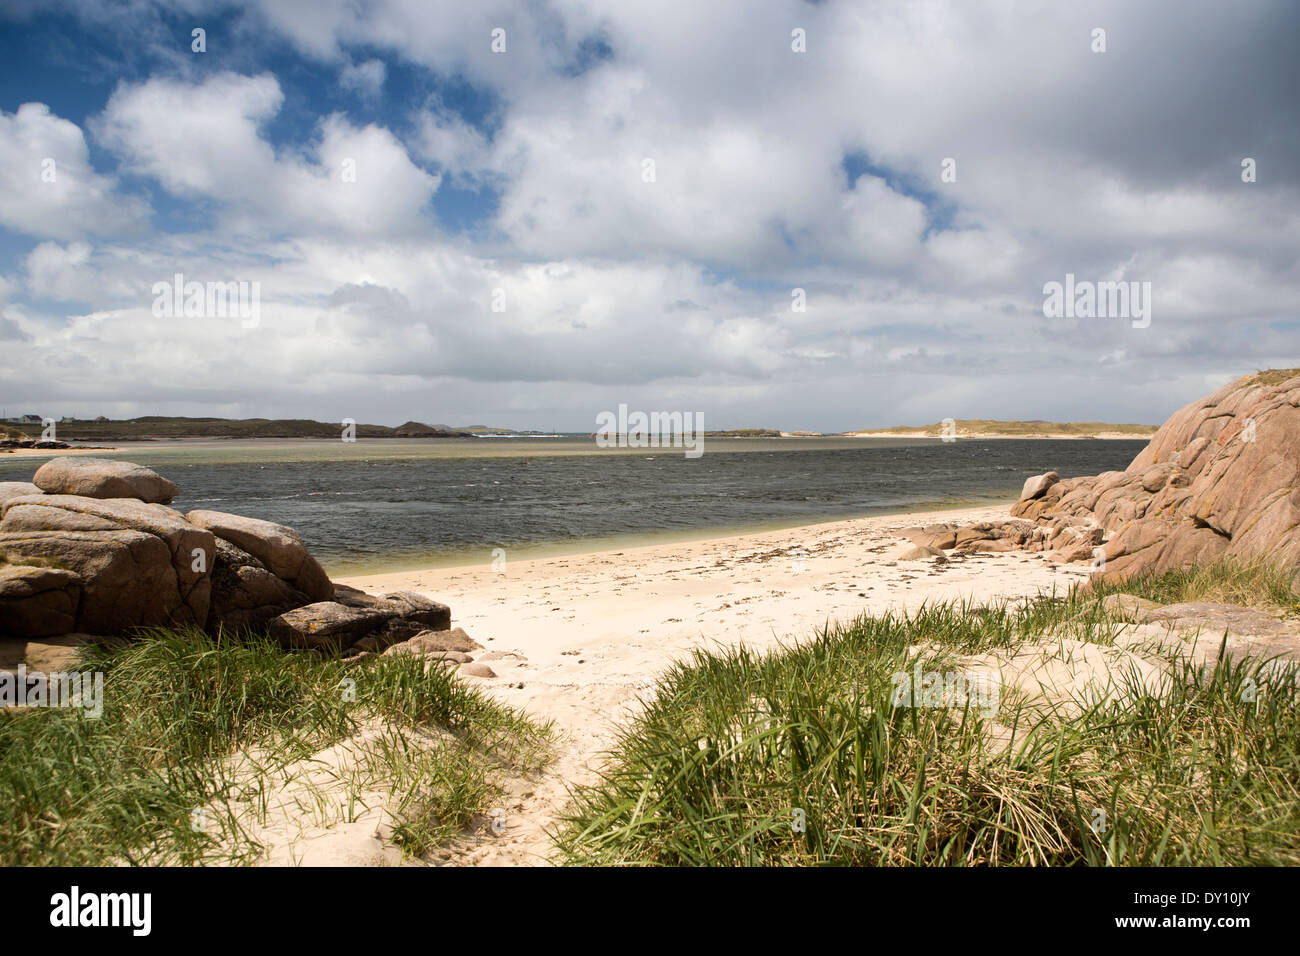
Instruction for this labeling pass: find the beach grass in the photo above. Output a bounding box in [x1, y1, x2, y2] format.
[555, 565, 1300, 865]
[1248, 367, 1300, 388]
[0, 628, 553, 865]
[1093, 559, 1300, 614]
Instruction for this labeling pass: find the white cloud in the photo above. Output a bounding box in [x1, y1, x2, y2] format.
[96, 72, 284, 198]
[413, 110, 494, 183]
[925, 229, 1026, 286]
[96, 72, 440, 237]
[25, 240, 97, 301]
[340, 58, 386, 100]
[0, 103, 149, 239]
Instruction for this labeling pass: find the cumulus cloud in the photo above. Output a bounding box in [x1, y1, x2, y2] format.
[0, 103, 149, 239]
[95, 72, 440, 237]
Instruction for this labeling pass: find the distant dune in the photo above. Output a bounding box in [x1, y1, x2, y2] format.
[845, 420, 1159, 439]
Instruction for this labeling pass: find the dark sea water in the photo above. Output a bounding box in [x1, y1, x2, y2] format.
[0, 438, 1146, 574]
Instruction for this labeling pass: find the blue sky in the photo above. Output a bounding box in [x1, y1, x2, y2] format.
[0, 0, 1296, 429]
[0, 5, 503, 243]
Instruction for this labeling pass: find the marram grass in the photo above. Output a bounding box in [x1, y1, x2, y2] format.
[556, 565, 1300, 866]
[0, 628, 552, 866]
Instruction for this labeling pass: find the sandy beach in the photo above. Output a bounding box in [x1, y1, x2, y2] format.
[335, 502, 1091, 866]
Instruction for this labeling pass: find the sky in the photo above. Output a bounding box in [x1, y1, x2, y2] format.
[0, 0, 1296, 431]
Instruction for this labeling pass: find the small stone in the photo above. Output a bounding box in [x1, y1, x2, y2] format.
[415, 626, 482, 652]
[899, 545, 943, 561]
[1019, 471, 1060, 502]
[430, 650, 473, 663]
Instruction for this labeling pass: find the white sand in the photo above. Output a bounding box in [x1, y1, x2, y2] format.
[325, 503, 1093, 866]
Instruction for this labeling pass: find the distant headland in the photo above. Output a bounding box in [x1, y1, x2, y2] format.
[840, 420, 1158, 439]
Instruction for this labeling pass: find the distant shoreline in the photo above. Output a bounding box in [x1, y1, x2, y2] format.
[2, 415, 1158, 444]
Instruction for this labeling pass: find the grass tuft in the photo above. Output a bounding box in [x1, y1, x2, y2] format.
[0, 628, 552, 865]
[1247, 368, 1300, 388]
[1088, 559, 1300, 614]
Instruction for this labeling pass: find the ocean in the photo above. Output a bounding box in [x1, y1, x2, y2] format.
[0, 437, 1146, 575]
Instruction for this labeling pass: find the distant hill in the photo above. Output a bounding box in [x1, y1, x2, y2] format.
[2, 417, 474, 441]
[454, 425, 522, 435]
[392, 421, 458, 437]
[845, 419, 1158, 439]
